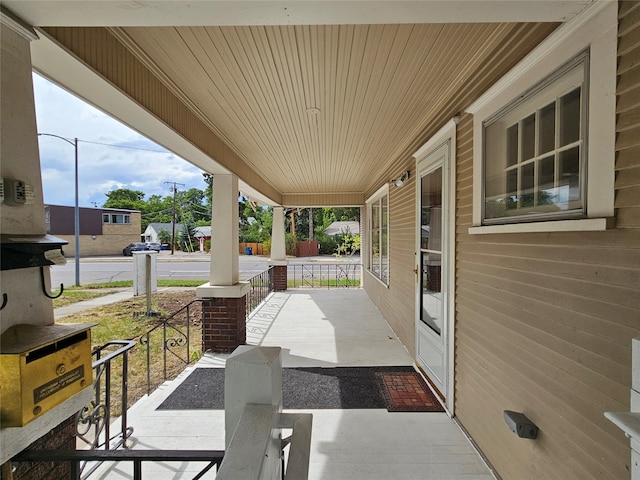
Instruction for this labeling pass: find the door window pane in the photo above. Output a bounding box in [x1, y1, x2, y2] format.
[421, 252, 442, 335]
[420, 167, 443, 336]
[421, 168, 442, 251]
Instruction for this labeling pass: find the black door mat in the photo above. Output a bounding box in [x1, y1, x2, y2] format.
[157, 366, 419, 410]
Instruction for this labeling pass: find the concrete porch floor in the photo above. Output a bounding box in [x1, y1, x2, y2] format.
[91, 289, 495, 479]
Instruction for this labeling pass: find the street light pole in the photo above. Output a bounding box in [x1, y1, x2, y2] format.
[38, 133, 81, 287]
[74, 137, 79, 287]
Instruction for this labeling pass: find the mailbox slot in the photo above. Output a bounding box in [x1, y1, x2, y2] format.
[0, 323, 94, 428]
[26, 331, 88, 364]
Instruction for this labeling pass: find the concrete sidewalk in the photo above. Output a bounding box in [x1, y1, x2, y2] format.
[53, 287, 192, 319]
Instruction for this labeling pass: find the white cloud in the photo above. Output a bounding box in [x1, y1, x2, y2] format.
[33, 73, 206, 207]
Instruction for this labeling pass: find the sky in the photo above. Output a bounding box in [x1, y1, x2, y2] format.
[33, 73, 207, 208]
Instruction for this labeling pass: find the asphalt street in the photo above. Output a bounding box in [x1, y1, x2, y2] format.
[49, 252, 270, 286]
[49, 252, 359, 286]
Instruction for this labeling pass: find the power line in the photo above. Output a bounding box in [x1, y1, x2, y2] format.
[80, 139, 170, 153]
[39, 134, 171, 154]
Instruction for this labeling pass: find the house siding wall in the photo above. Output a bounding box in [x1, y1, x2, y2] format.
[364, 165, 417, 356]
[453, 3, 640, 479]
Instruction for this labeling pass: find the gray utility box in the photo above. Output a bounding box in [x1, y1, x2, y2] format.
[133, 250, 158, 296]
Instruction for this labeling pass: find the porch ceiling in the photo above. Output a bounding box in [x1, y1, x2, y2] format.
[2, 1, 583, 206]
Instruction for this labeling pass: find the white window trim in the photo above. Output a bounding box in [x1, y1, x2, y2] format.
[366, 183, 390, 287]
[103, 213, 131, 224]
[466, 1, 616, 234]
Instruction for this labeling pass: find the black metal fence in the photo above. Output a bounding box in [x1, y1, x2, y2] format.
[139, 299, 204, 395]
[288, 263, 362, 288]
[75, 340, 136, 478]
[13, 449, 225, 480]
[246, 266, 274, 315]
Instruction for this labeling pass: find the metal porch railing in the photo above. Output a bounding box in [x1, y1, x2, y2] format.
[75, 340, 136, 478]
[288, 263, 362, 288]
[13, 449, 225, 480]
[247, 266, 274, 315]
[140, 299, 204, 395]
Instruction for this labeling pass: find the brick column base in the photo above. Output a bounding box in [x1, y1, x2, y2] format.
[13, 415, 76, 480]
[202, 296, 247, 353]
[271, 265, 288, 291]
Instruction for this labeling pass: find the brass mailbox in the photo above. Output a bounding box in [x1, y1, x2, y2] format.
[0, 323, 93, 428]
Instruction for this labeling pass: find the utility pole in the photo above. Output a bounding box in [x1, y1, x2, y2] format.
[164, 181, 185, 255]
[308, 208, 314, 241]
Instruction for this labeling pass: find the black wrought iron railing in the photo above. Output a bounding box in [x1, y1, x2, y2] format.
[247, 266, 274, 315]
[75, 340, 136, 478]
[13, 449, 225, 480]
[289, 263, 362, 288]
[139, 299, 204, 395]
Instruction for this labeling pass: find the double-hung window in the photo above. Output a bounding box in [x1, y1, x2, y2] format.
[467, 2, 616, 234]
[367, 185, 389, 284]
[484, 53, 587, 223]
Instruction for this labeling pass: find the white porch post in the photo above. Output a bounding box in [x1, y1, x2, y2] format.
[270, 206, 286, 261]
[210, 173, 239, 286]
[268, 206, 288, 291]
[0, 11, 93, 467]
[197, 173, 249, 353]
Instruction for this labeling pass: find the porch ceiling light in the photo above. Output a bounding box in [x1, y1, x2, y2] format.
[392, 171, 410, 187]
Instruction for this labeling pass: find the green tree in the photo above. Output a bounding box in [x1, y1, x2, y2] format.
[203, 173, 213, 212]
[179, 214, 198, 252]
[239, 200, 272, 243]
[157, 228, 172, 245]
[141, 194, 173, 231]
[334, 232, 361, 258]
[103, 188, 146, 211]
[179, 188, 208, 223]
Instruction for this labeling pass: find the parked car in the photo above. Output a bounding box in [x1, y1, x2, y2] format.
[145, 242, 162, 252]
[123, 242, 149, 256]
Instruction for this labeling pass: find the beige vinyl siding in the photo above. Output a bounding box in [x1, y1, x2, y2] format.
[453, 3, 640, 479]
[364, 166, 417, 356]
[617, 1, 640, 230]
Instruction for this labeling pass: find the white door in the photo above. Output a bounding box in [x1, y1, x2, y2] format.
[416, 141, 451, 402]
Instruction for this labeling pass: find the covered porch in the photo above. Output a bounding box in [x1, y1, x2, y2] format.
[91, 289, 494, 480]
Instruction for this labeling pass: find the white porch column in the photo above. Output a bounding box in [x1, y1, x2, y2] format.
[1, 15, 51, 330]
[197, 174, 249, 353]
[268, 206, 288, 291]
[270, 206, 286, 261]
[0, 11, 93, 468]
[210, 174, 239, 286]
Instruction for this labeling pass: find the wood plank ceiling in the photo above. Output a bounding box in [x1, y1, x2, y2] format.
[107, 22, 555, 203]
